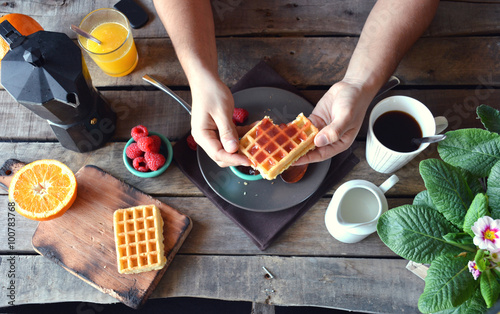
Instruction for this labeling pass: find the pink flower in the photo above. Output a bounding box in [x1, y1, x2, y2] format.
[471, 216, 500, 253]
[468, 260, 481, 280]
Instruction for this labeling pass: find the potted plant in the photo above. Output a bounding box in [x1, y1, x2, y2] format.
[377, 104, 500, 313]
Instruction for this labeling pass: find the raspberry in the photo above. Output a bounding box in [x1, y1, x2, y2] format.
[233, 108, 249, 125]
[187, 134, 197, 151]
[137, 136, 160, 153]
[149, 135, 162, 153]
[132, 156, 149, 172]
[126, 143, 144, 159]
[131, 125, 148, 142]
[145, 152, 166, 171]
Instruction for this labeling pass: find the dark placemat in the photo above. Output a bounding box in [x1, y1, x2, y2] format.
[173, 60, 360, 250]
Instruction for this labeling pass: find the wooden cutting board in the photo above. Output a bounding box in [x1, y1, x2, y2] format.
[2, 161, 192, 309]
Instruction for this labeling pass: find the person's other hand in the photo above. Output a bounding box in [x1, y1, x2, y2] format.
[190, 78, 250, 167]
[295, 80, 374, 165]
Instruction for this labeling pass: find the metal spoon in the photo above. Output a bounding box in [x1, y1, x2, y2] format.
[142, 74, 192, 115]
[70, 25, 102, 45]
[411, 134, 447, 145]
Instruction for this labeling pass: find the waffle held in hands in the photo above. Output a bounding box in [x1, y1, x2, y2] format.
[113, 205, 167, 274]
[239, 113, 318, 180]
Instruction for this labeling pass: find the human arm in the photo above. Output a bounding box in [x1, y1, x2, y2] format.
[296, 0, 440, 164]
[152, 0, 249, 167]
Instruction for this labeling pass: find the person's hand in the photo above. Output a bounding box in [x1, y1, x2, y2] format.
[190, 77, 250, 167]
[295, 80, 375, 165]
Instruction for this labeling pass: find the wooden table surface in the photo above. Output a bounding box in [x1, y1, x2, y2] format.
[1, 1, 499, 313]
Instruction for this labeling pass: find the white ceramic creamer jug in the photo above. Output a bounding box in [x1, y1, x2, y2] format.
[325, 174, 399, 243]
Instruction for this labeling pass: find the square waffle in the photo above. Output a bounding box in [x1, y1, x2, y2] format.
[113, 205, 167, 274]
[239, 113, 318, 180]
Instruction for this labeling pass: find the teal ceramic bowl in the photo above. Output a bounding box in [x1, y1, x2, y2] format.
[123, 131, 173, 178]
[229, 165, 263, 181]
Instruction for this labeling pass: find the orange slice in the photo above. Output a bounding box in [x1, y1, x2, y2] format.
[8, 159, 77, 221]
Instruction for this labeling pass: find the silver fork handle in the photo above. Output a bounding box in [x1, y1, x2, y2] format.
[142, 74, 192, 115]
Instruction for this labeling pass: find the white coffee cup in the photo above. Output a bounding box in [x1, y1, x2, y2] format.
[325, 174, 399, 243]
[366, 96, 448, 173]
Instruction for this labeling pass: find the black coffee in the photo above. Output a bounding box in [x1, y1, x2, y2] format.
[373, 110, 422, 152]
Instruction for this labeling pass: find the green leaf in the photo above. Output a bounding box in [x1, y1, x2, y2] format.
[459, 168, 484, 195]
[418, 254, 478, 313]
[477, 104, 500, 134]
[463, 193, 490, 237]
[474, 250, 487, 272]
[487, 160, 500, 219]
[494, 268, 500, 278]
[413, 190, 437, 210]
[480, 269, 500, 308]
[438, 129, 500, 177]
[420, 159, 474, 228]
[433, 289, 486, 314]
[443, 232, 474, 247]
[377, 205, 464, 263]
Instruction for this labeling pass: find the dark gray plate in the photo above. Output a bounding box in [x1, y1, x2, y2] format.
[197, 87, 331, 212]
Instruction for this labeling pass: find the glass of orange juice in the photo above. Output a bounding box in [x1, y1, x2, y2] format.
[77, 8, 138, 77]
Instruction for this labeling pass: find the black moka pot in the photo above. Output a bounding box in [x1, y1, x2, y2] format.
[0, 20, 116, 152]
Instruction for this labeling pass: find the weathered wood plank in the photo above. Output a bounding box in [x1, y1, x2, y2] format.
[82, 37, 500, 88]
[210, 0, 500, 37]
[0, 36, 498, 87]
[0, 88, 490, 141]
[0, 255, 424, 313]
[106, 90, 192, 141]
[0, 141, 433, 198]
[0, 194, 410, 256]
[426, 1, 500, 36]
[3, 1, 499, 38]
[0, 89, 192, 142]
